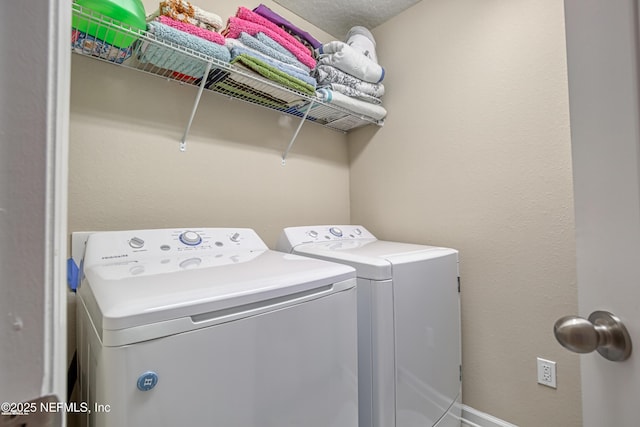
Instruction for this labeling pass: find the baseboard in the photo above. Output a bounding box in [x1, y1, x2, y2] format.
[461, 405, 518, 427]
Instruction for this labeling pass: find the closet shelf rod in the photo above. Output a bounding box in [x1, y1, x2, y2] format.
[281, 99, 315, 165]
[180, 61, 213, 152]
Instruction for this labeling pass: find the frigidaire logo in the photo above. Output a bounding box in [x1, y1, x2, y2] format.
[101, 254, 129, 260]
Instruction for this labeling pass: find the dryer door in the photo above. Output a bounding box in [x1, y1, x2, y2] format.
[389, 250, 461, 427]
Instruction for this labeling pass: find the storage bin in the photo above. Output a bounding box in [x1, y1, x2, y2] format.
[72, 0, 146, 49]
[71, 29, 133, 64]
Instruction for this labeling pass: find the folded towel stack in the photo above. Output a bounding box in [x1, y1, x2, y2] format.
[152, 0, 224, 32]
[230, 6, 317, 69]
[155, 14, 224, 45]
[218, 5, 322, 106]
[314, 26, 387, 121]
[138, 1, 229, 79]
[252, 4, 321, 55]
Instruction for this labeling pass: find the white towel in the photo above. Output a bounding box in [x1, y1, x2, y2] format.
[345, 26, 378, 64]
[317, 41, 385, 83]
[316, 88, 387, 121]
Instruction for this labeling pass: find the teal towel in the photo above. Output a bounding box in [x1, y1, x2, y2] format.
[139, 20, 230, 77]
[238, 32, 310, 74]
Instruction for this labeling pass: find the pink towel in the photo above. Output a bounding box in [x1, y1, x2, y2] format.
[235, 7, 314, 62]
[156, 15, 226, 45]
[226, 7, 316, 69]
[224, 17, 316, 69]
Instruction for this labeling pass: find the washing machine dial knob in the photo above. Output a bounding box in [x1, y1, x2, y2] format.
[329, 227, 343, 237]
[230, 232, 241, 243]
[129, 237, 145, 249]
[179, 231, 202, 246]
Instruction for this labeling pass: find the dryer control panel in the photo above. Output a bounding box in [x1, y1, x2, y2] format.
[82, 228, 268, 270]
[277, 225, 377, 252]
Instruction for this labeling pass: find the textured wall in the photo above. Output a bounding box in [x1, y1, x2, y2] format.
[69, 0, 349, 247]
[349, 1, 582, 425]
[1, 1, 50, 403]
[274, 0, 420, 39]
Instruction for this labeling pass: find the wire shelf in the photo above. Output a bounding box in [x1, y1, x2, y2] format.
[70, 4, 384, 134]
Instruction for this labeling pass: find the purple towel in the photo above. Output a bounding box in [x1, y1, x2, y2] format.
[252, 4, 321, 49]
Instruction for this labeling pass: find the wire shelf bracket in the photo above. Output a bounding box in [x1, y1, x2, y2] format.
[281, 99, 315, 165]
[179, 62, 212, 152]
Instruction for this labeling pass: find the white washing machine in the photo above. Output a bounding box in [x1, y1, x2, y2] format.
[277, 225, 461, 427]
[75, 227, 358, 427]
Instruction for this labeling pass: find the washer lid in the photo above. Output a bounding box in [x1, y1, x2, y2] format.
[79, 249, 355, 332]
[292, 240, 457, 280]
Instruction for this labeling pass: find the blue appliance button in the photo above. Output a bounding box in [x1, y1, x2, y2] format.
[137, 371, 158, 391]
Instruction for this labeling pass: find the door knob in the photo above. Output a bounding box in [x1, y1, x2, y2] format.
[554, 311, 632, 361]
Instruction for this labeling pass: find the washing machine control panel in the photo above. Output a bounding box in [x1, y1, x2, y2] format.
[279, 225, 377, 250]
[179, 230, 203, 246]
[83, 228, 269, 271]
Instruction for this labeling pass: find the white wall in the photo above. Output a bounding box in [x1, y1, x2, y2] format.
[349, 1, 581, 425]
[0, 0, 68, 409]
[0, 0, 48, 403]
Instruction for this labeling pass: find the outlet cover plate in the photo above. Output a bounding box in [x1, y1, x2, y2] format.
[537, 357, 557, 388]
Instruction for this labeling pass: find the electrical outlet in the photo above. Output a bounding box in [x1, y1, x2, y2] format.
[537, 357, 557, 388]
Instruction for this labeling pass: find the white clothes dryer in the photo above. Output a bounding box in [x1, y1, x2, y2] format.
[277, 225, 461, 427]
[75, 227, 358, 427]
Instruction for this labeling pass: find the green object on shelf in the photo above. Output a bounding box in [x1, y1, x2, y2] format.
[72, 0, 146, 48]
